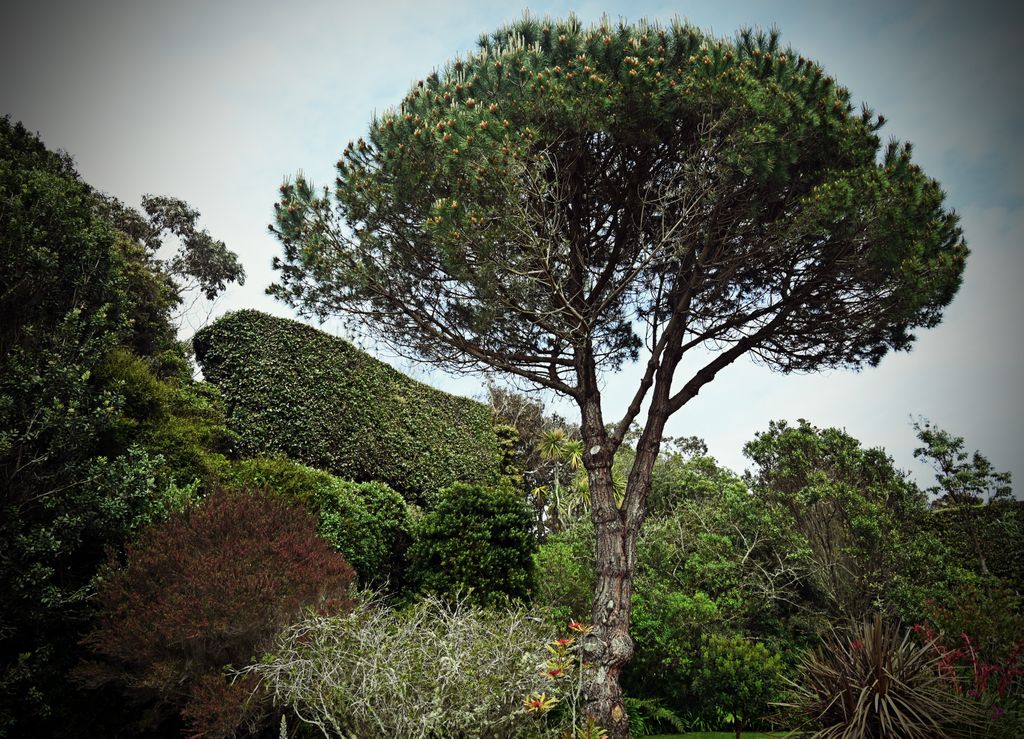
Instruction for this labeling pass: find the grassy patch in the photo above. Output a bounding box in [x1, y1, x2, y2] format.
[648, 733, 803, 738]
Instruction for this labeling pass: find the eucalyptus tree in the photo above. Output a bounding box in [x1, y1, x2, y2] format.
[269, 15, 967, 735]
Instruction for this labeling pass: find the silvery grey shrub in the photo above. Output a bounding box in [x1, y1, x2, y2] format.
[245, 592, 570, 738]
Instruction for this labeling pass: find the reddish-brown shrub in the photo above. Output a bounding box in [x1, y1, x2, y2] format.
[79, 487, 355, 737]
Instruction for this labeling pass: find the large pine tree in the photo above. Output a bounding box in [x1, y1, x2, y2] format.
[269, 16, 967, 735]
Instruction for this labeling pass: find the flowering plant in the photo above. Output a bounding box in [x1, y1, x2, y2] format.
[523, 620, 607, 738]
[914, 622, 1024, 729]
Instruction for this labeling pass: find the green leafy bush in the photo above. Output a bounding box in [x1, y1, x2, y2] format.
[744, 419, 956, 622]
[410, 482, 536, 606]
[623, 475, 809, 721]
[533, 520, 596, 624]
[924, 580, 1024, 666]
[218, 457, 412, 590]
[193, 309, 501, 501]
[249, 593, 558, 738]
[783, 614, 984, 738]
[79, 487, 355, 737]
[693, 633, 783, 737]
[94, 348, 235, 488]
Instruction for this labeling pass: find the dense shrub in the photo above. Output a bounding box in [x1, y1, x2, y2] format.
[0, 119, 183, 735]
[410, 482, 536, 606]
[79, 487, 355, 737]
[914, 622, 1024, 738]
[94, 348, 235, 488]
[218, 456, 413, 590]
[693, 633, 783, 737]
[533, 520, 596, 624]
[623, 477, 809, 721]
[249, 593, 559, 738]
[925, 501, 1024, 585]
[744, 419, 955, 622]
[193, 309, 502, 501]
[924, 580, 1024, 665]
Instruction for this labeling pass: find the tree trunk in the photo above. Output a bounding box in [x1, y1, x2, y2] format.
[579, 397, 670, 738]
[573, 384, 629, 738]
[575, 320, 681, 738]
[583, 467, 636, 739]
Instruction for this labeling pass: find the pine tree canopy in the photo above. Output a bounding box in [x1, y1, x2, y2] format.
[269, 14, 966, 403]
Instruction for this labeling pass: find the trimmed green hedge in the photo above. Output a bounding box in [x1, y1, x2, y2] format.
[926, 501, 1023, 584]
[193, 310, 501, 501]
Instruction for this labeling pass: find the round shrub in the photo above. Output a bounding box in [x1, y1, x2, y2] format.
[410, 482, 536, 606]
[219, 457, 412, 590]
[216, 455, 339, 507]
[79, 487, 355, 737]
[318, 479, 413, 591]
[693, 632, 783, 735]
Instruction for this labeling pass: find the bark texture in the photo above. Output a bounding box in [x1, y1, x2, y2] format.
[580, 390, 670, 739]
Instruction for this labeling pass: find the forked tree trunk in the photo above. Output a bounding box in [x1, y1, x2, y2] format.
[580, 400, 668, 739]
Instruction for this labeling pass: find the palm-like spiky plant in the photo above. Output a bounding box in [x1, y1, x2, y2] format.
[536, 429, 590, 530]
[783, 613, 984, 738]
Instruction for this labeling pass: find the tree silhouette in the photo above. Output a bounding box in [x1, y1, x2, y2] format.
[269, 16, 967, 734]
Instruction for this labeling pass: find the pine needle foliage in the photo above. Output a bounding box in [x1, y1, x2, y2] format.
[271, 15, 966, 385]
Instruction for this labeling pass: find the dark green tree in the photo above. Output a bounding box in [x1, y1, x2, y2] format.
[0, 118, 153, 734]
[0, 118, 241, 736]
[743, 420, 950, 622]
[268, 16, 966, 733]
[913, 419, 1013, 576]
[98, 193, 246, 315]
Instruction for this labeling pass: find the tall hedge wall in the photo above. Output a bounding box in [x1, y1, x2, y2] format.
[193, 310, 501, 501]
[926, 501, 1023, 585]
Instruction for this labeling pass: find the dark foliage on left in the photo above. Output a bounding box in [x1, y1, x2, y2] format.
[0, 117, 240, 736]
[79, 487, 355, 737]
[0, 118, 161, 735]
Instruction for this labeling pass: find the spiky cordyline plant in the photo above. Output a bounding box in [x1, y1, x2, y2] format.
[782, 613, 984, 738]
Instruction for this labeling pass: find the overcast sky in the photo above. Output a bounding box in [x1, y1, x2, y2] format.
[2, 0, 1021, 491]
